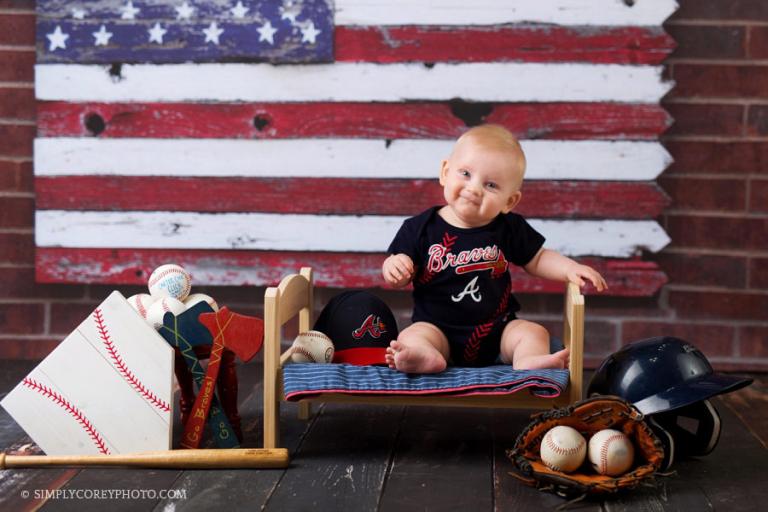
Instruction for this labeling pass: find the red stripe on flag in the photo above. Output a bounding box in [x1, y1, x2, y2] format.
[334, 26, 675, 65]
[36, 102, 670, 140]
[35, 177, 669, 219]
[35, 248, 667, 295]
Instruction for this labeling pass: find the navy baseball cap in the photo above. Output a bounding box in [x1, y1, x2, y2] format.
[313, 291, 399, 365]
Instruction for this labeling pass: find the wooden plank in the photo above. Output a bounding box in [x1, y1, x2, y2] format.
[265, 403, 403, 511]
[378, 407, 493, 511]
[33, 138, 671, 181]
[661, 397, 768, 510]
[718, 376, 768, 450]
[34, 62, 672, 103]
[335, 26, 675, 65]
[35, 211, 671, 258]
[600, 398, 768, 511]
[36, 101, 671, 140]
[334, 0, 679, 26]
[0, 438, 81, 512]
[34, 249, 669, 296]
[603, 479, 714, 512]
[35, 177, 670, 219]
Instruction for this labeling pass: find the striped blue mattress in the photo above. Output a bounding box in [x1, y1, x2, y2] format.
[282, 364, 570, 401]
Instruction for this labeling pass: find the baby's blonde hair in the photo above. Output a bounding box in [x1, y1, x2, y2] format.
[453, 124, 527, 188]
[457, 125, 526, 171]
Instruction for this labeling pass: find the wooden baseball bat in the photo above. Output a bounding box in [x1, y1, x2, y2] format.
[0, 448, 289, 469]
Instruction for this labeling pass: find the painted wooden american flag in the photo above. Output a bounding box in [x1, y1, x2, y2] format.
[34, 0, 676, 295]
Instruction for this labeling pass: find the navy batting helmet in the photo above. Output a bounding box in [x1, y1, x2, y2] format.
[588, 336, 752, 469]
[587, 336, 751, 416]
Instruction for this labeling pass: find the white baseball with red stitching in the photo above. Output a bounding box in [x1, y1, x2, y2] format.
[146, 297, 186, 330]
[184, 293, 219, 312]
[148, 264, 192, 301]
[588, 429, 635, 476]
[289, 331, 334, 364]
[126, 293, 157, 320]
[540, 425, 587, 473]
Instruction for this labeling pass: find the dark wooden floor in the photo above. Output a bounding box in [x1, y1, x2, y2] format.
[0, 359, 766, 511]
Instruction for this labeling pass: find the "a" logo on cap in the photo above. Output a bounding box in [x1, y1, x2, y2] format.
[352, 314, 387, 339]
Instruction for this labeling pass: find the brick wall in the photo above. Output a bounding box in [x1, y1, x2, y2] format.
[0, 1, 765, 371]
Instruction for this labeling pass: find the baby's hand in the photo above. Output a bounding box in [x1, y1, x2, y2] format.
[566, 263, 608, 292]
[382, 254, 415, 288]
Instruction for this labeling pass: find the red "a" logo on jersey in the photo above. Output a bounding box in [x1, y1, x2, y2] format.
[352, 314, 387, 339]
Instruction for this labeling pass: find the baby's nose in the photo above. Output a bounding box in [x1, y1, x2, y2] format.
[465, 182, 482, 195]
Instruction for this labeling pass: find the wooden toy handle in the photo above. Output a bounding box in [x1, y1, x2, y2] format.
[180, 339, 226, 449]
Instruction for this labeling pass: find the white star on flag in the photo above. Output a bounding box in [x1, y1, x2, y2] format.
[231, 1, 249, 19]
[120, 1, 140, 20]
[257, 21, 278, 45]
[300, 21, 321, 44]
[71, 8, 86, 20]
[280, 2, 301, 24]
[46, 25, 69, 51]
[148, 23, 167, 44]
[203, 22, 224, 45]
[92, 25, 113, 46]
[175, 2, 195, 20]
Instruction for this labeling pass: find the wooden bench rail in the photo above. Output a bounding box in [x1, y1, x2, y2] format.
[263, 267, 585, 449]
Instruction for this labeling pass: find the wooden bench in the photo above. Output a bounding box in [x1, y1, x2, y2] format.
[263, 267, 584, 449]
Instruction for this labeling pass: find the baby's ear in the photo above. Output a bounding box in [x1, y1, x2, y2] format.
[439, 159, 449, 185]
[504, 191, 522, 213]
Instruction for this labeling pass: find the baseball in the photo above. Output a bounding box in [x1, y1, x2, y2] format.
[184, 293, 219, 312]
[148, 264, 192, 301]
[126, 293, 157, 320]
[540, 426, 587, 473]
[588, 429, 635, 476]
[288, 331, 334, 364]
[146, 297, 186, 330]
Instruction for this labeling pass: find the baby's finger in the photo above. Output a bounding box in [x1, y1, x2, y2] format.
[385, 269, 400, 284]
[394, 262, 412, 279]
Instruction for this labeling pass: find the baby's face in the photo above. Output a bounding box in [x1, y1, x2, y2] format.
[439, 138, 523, 228]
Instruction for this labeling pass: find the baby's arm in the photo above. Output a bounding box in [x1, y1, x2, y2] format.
[382, 254, 415, 288]
[524, 249, 607, 291]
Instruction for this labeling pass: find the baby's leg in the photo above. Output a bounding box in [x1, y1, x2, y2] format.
[500, 319, 569, 370]
[385, 322, 450, 374]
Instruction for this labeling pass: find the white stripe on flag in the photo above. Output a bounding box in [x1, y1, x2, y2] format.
[35, 62, 672, 103]
[36, 211, 671, 257]
[34, 138, 671, 181]
[335, 0, 679, 27]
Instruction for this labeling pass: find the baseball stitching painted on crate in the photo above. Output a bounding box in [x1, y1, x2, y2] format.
[33, 0, 677, 295]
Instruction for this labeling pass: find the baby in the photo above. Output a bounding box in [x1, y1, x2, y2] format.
[382, 125, 606, 373]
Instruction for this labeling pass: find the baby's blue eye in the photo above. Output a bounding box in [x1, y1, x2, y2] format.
[459, 169, 470, 177]
[486, 182, 498, 189]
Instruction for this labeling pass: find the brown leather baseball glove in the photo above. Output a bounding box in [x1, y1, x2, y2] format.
[507, 396, 665, 498]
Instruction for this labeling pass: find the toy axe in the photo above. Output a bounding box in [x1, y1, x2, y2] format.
[180, 307, 264, 449]
[158, 303, 239, 448]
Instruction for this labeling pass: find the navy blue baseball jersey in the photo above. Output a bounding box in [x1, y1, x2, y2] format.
[388, 206, 545, 365]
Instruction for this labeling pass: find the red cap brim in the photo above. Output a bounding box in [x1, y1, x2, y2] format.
[333, 347, 387, 366]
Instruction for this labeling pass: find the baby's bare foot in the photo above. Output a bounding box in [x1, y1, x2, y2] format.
[385, 342, 398, 369]
[389, 340, 446, 374]
[513, 347, 570, 370]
